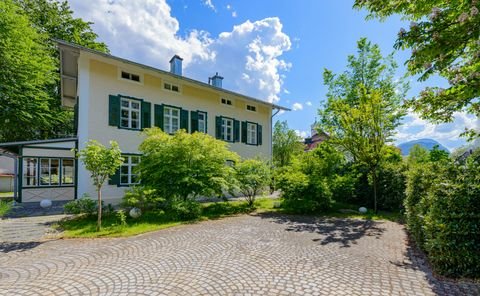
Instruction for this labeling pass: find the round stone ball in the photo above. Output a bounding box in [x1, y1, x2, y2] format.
[129, 207, 142, 219]
[358, 207, 368, 214]
[40, 199, 52, 209]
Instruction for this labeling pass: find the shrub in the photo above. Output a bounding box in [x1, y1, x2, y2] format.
[377, 161, 406, 211]
[64, 196, 97, 216]
[0, 200, 13, 217]
[121, 186, 165, 212]
[168, 200, 202, 221]
[234, 159, 270, 207]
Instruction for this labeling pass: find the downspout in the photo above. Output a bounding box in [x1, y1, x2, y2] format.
[270, 108, 281, 161]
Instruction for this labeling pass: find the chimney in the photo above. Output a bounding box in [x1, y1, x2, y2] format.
[169, 55, 183, 76]
[209, 72, 223, 88]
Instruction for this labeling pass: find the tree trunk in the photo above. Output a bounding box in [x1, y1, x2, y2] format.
[97, 187, 102, 232]
[372, 172, 378, 214]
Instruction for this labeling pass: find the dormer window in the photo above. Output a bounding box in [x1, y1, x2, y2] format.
[164, 82, 180, 93]
[246, 104, 257, 112]
[221, 98, 232, 106]
[121, 71, 140, 82]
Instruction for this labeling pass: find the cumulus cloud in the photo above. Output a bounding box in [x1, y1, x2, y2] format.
[295, 130, 309, 139]
[292, 102, 303, 111]
[203, 0, 216, 11]
[232, 11, 237, 18]
[68, 0, 291, 104]
[305, 101, 312, 106]
[395, 111, 480, 149]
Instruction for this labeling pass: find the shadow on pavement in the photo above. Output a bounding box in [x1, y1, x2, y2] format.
[0, 241, 43, 253]
[257, 212, 385, 248]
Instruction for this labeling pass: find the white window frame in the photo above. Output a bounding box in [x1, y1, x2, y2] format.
[61, 159, 75, 185]
[23, 158, 38, 187]
[39, 158, 60, 186]
[221, 98, 233, 106]
[247, 122, 258, 145]
[120, 155, 141, 186]
[164, 82, 180, 93]
[164, 106, 180, 134]
[246, 104, 257, 112]
[120, 98, 141, 130]
[222, 117, 234, 142]
[119, 69, 143, 84]
[198, 112, 207, 133]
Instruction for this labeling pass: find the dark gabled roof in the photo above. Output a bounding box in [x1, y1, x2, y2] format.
[56, 39, 290, 112]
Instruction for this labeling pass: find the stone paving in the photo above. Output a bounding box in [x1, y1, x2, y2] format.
[0, 214, 478, 295]
[0, 215, 65, 242]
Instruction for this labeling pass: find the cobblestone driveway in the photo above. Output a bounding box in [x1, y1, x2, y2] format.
[0, 214, 478, 295]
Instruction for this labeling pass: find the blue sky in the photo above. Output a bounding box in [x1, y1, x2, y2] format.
[69, 0, 479, 150]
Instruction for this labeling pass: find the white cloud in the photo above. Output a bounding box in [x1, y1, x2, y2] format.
[292, 102, 303, 111]
[295, 130, 309, 139]
[232, 11, 237, 18]
[305, 101, 312, 106]
[226, 4, 232, 10]
[395, 111, 480, 150]
[283, 89, 290, 94]
[68, 0, 291, 104]
[203, 0, 216, 11]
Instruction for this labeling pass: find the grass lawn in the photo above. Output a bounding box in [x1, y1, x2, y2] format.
[0, 200, 13, 217]
[58, 197, 280, 238]
[57, 197, 399, 238]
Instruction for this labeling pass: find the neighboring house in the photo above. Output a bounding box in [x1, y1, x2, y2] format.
[0, 40, 289, 203]
[304, 123, 328, 151]
[0, 155, 14, 193]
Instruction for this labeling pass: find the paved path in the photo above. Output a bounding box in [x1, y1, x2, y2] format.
[0, 214, 478, 295]
[0, 215, 65, 243]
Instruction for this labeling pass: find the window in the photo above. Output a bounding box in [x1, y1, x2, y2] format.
[221, 98, 232, 106]
[62, 159, 75, 185]
[23, 158, 37, 187]
[247, 122, 257, 145]
[40, 158, 60, 186]
[246, 104, 257, 112]
[164, 106, 180, 134]
[164, 82, 180, 92]
[120, 155, 140, 185]
[121, 71, 140, 82]
[198, 112, 207, 133]
[120, 98, 141, 129]
[222, 118, 234, 141]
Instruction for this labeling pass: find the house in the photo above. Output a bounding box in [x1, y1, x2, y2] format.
[0, 40, 289, 204]
[0, 155, 14, 193]
[304, 122, 328, 151]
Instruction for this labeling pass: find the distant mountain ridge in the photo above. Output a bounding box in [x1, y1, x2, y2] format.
[397, 139, 449, 156]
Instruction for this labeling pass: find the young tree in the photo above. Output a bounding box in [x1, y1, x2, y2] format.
[318, 38, 406, 213]
[354, 0, 480, 138]
[138, 128, 239, 202]
[78, 140, 123, 231]
[234, 159, 271, 207]
[273, 120, 304, 167]
[407, 144, 431, 165]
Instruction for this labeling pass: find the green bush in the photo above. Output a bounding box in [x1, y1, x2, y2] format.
[121, 186, 165, 212]
[377, 161, 406, 211]
[169, 199, 202, 221]
[64, 197, 97, 216]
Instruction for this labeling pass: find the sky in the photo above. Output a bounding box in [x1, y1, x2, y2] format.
[68, 0, 479, 151]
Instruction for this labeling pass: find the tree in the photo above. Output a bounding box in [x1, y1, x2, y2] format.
[429, 144, 450, 162]
[0, 0, 57, 142]
[78, 140, 123, 231]
[138, 128, 239, 201]
[318, 38, 406, 213]
[407, 144, 431, 165]
[234, 159, 271, 207]
[354, 0, 480, 138]
[273, 120, 304, 167]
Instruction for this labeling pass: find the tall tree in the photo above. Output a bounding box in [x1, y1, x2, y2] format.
[0, 0, 57, 142]
[354, 0, 480, 138]
[318, 38, 406, 212]
[273, 121, 304, 167]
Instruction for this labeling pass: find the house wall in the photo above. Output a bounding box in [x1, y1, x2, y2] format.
[0, 176, 13, 192]
[0, 156, 14, 175]
[77, 52, 273, 204]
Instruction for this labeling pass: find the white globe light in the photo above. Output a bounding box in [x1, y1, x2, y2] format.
[40, 199, 52, 209]
[129, 207, 142, 219]
[359, 207, 367, 214]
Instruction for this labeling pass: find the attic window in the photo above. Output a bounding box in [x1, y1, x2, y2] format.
[246, 104, 256, 112]
[164, 82, 180, 92]
[221, 98, 232, 106]
[121, 71, 140, 82]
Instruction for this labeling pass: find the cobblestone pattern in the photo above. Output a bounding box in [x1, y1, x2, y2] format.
[0, 215, 65, 242]
[0, 214, 478, 295]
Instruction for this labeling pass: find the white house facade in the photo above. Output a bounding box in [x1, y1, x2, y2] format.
[0, 40, 288, 204]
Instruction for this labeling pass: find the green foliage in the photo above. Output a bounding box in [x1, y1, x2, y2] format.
[377, 161, 407, 211]
[168, 200, 202, 221]
[234, 159, 271, 206]
[0, 200, 13, 217]
[429, 144, 450, 162]
[121, 187, 165, 212]
[273, 121, 304, 167]
[116, 210, 127, 228]
[354, 1, 480, 138]
[407, 144, 431, 165]
[64, 197, 97, 216]
[138, 128, 239, 201]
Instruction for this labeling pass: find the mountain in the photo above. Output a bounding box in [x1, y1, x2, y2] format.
[397, 139, 449, 156]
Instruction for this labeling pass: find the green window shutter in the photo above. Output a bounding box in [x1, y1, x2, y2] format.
[234, 120, 240, 142]
[215, 116, 222, 139]
[141, 101, 151, 129]
[108, 95, 120, 126]
[73, 102, 79, 133]
[257, 124, 263, 146]
[154, 104, 164, 131]
[204, 112, 208, 133]
[108, 167, 120, 185]
[191, 111, 199, 133]
[241, 121, 247, 143]
[180, 109, 189, 132]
